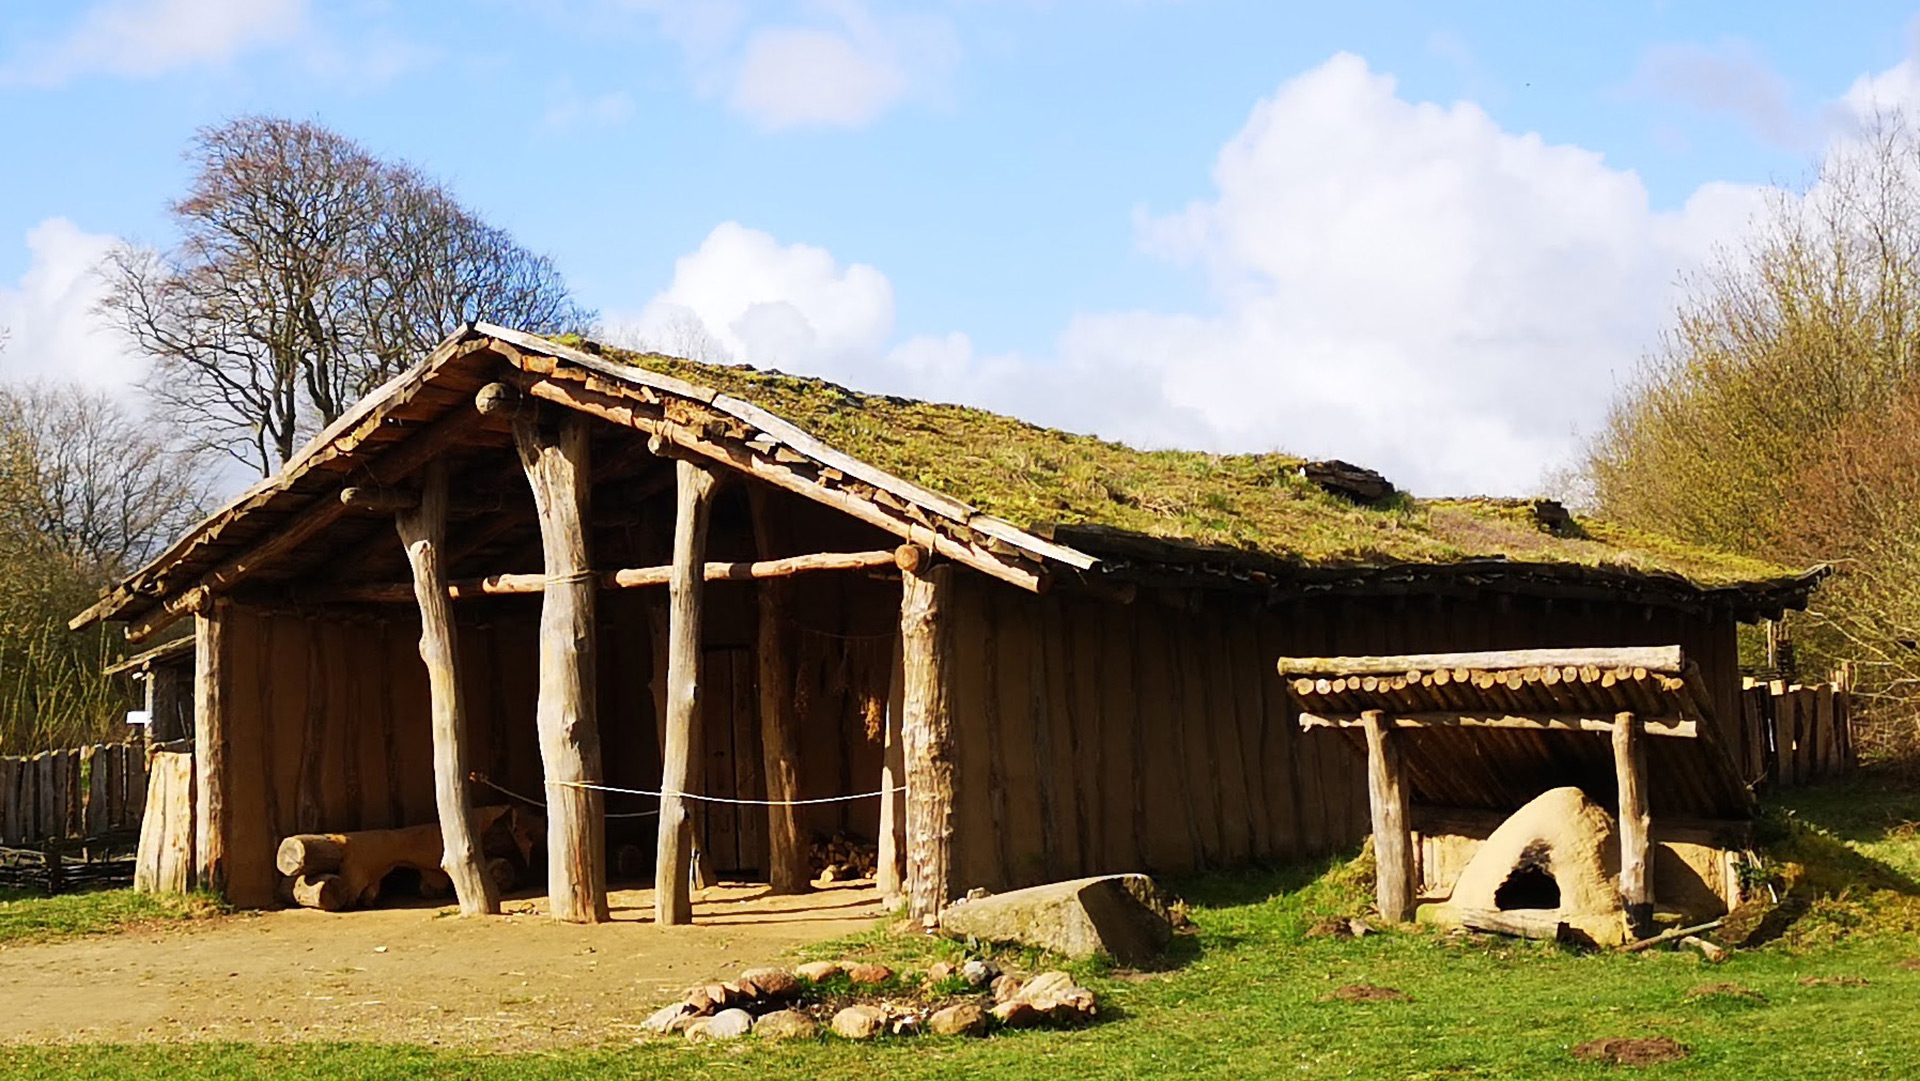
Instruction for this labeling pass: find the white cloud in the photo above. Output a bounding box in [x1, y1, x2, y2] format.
[611, 53, 1789, 495]
[2, 0, 308, 85]
[1630, 40, 1811, 148]
[626, 0, 954, 129]
[0, 219, 146, 393]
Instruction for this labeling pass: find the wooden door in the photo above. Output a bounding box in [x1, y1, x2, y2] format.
[700, 649, 768, 876]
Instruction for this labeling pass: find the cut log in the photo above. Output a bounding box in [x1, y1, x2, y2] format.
[1456, 907, 1567, 940]
[276, 834, 347, 877]
[280, 823, 444, 909]
[512, 409, 609, 925]
[310, 549, 902, 604]
[900, 555, 956, 920]
[292, 873, 347, 911]
[657, 458, 720, 926]
[396, 460, 499, 917]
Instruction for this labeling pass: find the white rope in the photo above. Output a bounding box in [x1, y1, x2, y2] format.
[473, 774, 658, 818]
[550, 779, 905, 806]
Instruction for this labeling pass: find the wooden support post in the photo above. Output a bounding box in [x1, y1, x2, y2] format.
[900, 551, 955, 921]
[877, 627, 907, 900]
[511, 410, 609, 924]
[1613, 710, 1653, 938]
[749, 485, 808, 895]
[192, 600, 228, 896]
[657, 458, 720, 925]
[1360, 709, 1413, 922]
[396, 460, 499, 917]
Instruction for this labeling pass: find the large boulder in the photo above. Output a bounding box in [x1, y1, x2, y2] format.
[938, 874, 1171, 965]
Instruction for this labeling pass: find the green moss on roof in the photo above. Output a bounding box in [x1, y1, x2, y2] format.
[554, 336, 1802, 589]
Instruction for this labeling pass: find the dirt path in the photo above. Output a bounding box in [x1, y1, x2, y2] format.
[0, 881, 885, 1050]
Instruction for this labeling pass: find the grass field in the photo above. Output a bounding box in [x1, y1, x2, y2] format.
[7, 777, 1920, 1080]
[0, 886, 221, 945]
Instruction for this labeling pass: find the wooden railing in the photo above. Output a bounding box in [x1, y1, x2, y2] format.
[0, 741, 148, 847]
[1735, 678, 1854, 791]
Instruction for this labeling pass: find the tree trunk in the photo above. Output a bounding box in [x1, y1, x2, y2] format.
[900, 555, 955, 921]
[1613, 710, 1653, 938]
[512, 412, 608, 924]
[748, 485, 808, 894]
[1361, 709, 1413, 922]
[397, 460, 499, 917]
[193, 600, 229, 895]
[657, 458, 719, 925]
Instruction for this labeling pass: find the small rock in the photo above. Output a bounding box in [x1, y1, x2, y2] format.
[965, 886, 992, 901]
[682, 988, 720, 1016]
[959, 959, 998, 987]
[740, 967, 801, 999]
[831, 1005, 885, 1040]
[885, 1007, 923, 1036]
[642, 1001, 697, 1035]
[927, 1002, 988, 1037]
[990, 1000, 1041, 1028]
[926, 961, 958, 982]
[686, 1008, 753, 1042]
[846, 963, 894, 985]
[1012, 971, 1097, 1022]
[796, 960, 844, 982]
[1348, 917, 1374, 938]
[1681, 935, 1727, 964]
[991, 974, 1025, 1003]
[754, 1009, 818, 1041]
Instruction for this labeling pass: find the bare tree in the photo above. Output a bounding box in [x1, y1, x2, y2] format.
[102, 117, 593, 475]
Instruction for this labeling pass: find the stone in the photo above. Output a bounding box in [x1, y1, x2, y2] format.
[959, 959, 998, 987]
[926, 961, 958, 982]
[796, 960, 844, 982]
[642, 1001, 698, 1035]
[686, 1008, 753, 1042]
[754, 1009, 818, 1041]
[831, 1005, 885, 1040]
[927, 1002, 988, 1037]
[991, 974, 1025, 1004]
[938, 874, 1172, 966]
[846, 963, 894, 985]
[740, 967, 801, 999]
[990, 1000, 1041, 1028]
[1011, 971, 1097, 1022]
[682, 987, 721, 1016]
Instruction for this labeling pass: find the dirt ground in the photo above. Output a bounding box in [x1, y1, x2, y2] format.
[0, 881, 886, 1050]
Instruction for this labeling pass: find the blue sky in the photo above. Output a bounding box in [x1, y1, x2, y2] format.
[2, 1, 1917, 494]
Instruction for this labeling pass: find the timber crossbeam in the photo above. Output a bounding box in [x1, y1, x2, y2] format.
[1299, 712, 1697, 738]
[307, 548, 909, 604]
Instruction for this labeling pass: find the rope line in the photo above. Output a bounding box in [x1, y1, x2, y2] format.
[549, 779, 905, 806]
[473, 774, 658, 818]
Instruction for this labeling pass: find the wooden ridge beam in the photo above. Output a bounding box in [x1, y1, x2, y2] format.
[1277, 646, 1686, 677]
[309, 548, 908, 604]
[1299, 711, 1697, 738]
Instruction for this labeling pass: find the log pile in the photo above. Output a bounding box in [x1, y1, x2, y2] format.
[276, 805, 541, 911]
[810, 831, 878, 884]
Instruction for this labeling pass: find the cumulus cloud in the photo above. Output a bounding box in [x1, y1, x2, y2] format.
[627, 0, 954, 129]
[2, 0, 308, 85]
[0, 219, 146, 393]
[612, 54, 1782, 495]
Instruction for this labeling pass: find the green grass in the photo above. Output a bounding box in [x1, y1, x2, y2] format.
[8, 779, 1920, 1079]
[0, 885, 222, 944]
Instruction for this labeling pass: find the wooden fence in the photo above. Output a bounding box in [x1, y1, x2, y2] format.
[0, 741, 148, 847]
[1734, 678, 1854, 791]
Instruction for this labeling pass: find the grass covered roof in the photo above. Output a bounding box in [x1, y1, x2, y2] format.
[556, 336, 1801, 591]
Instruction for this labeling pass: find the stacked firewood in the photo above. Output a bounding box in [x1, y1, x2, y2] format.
[809, 831, 878, 884]
[276, 804, 542, 911]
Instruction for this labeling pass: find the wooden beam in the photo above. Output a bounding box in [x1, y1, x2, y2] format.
[749, 486, 809, 895]
[310, 549, 905, 604]
[1277, 646, 1686, 677]
[516, 376, 1051, 594]
[1613, 710, 1653, 938]
[395, 461, 499, 918]
[513, 410, 609, 924]
[1299, 712, 1697, 738]
[900, 553, 956, 921]
[877, 628, 907, 901]
[657, 458, 720, 926]
[1360, 708, 1413, 922]
[192, 600, 229, 896]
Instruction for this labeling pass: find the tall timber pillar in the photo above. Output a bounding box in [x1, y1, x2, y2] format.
[657, 456, 720, 925]
[898, 547, 955, 921]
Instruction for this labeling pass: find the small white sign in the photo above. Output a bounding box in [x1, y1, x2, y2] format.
[125, 709, 153, 727]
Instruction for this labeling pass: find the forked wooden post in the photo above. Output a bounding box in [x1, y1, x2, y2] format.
[505, 401, 609, 924]
[1613, 710, 1653, 937]
[1360, 709, 1414, 921]
[899, 551, 955, 920]
[748, 486, 808, 894]
[657, 458, 720, 925]
[396, 460, 499, 917]
[192, 600, 229, 895]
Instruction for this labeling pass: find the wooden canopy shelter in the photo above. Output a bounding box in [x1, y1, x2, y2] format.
[75, 324, 1822, 925]
[1281, 646, 1757, 936]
